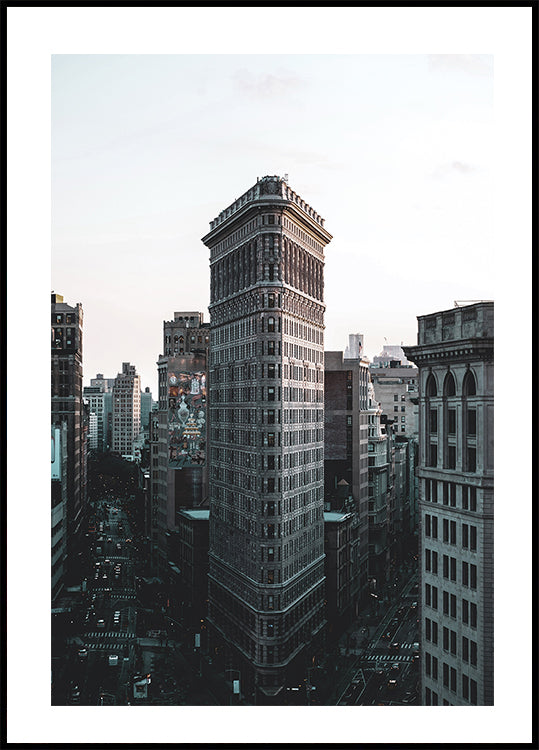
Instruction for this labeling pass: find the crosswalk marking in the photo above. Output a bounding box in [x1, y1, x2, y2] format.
[363, 654, 413, 663]
[85, 631, 136, 639]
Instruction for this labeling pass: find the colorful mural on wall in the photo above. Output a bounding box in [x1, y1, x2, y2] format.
[168, 370, 206, 467]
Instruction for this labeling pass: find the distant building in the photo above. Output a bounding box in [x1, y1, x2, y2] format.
[176, 508, 210, 626]
[372, 344, 412, 368]
[323, 511, 357, 634]
[404, 301, 494, 706]
[366, 378, 391, 584]
[344, 333, 363, 360]
[90, 373, 115, 392]
[83, 385, 113, 452]
[111, 362, 141, 459]
[51, 292, 86, 582]
[369, 363, 418, 438]
[324, 349, 370, 616]
[51, 422, 68, 600]
[140, 387, 155, 430]
[151, 312, 210, 577]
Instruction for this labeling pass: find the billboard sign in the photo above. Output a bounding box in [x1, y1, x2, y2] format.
[51, 427, 61, 480]
[168, 370, 206, 468]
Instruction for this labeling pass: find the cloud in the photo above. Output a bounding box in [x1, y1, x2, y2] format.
[430, 160, 478, 178]
[427, 55, 493, 76]
[232, 68, 306, 98]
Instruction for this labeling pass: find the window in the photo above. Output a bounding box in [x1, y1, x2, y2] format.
[425, 549, 431, 572]
[432, 551, 438, 575]
[447, 445, 456, 470]
[425, 515, 431, 537]
[462, 636, 469, 662]
[443, 519, 449, 543]
[466, 447, 476, 473]
[462, 562, 469, 587]
[268, 293, 275, 308]
[450, 484, 456, 507]
[443, 662, 449, 687]
[268, 363, 276, 378]
[268, 387, 275, 402]
[425, 583, 431, 606]
[432, 516, 438, 539]
[450, 521, 457, 545]
[401, 405, 405, 412]
[444, 371, 456, 397]
[425, 652, 431, 676]
[450, 667, 457, 693]
[426, 373, 437, 397]
[429, 409, 438, 433]
[268, 317, 275, 333]
[443, 591, 449, 615]
[394, 394, 398, 402]
[467, 409, 477, 435]
[450, 630, 457, 655]
[470, 641, 477, 666]
[462, 524, 469, 548]
[443, 555, 449, 579]
[443, 627, 449, 651]
[462, 485, 469, 509]
[470, 526, 477, 551]
[432, 586, 438, 609]
[470, 564, 477, 589]
[267, 433, 275, 447]
[462, 674, 469, 701]
[470, 679, 477, 705]
[401, 394, 406, 401]
[470, 487, 477, 511]
[429, 444, 438, 467]
[447, 409, 456, 435]
[432, 655, 438, 680]
[470, 603, 477, 628]
[394, 406, 399, 412]
[450, 594, 456, 618]
[268, 341, 275, 355]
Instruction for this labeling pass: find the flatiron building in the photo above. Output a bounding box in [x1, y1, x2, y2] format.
[202, 175, 332, 696]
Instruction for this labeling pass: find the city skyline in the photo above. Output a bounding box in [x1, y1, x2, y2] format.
[7, 5, 532, 746]
[51, 52, 496, 393]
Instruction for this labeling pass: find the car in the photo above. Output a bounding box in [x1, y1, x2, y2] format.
[389, 642, 400, 652]
[97, 619, 105, 629]
[387, 678, 398, 690]
[78, 648, 88, 660]
[389, 663, 400, 674]
[410, 601, 418, 609]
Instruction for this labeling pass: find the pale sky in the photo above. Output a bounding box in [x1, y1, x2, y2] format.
[7, 6, 533, 746]
[52, 52, 495, 393]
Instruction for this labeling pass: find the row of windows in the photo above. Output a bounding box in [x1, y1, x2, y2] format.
[424, 480, 478, 511]
[424, 514, 477, 549]
[425, 369, 476, 398]
[424, 549, 478, 589]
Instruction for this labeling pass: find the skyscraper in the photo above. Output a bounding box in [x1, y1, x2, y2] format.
[404, 301, 494, 705]
[111, 362, 141, 459]
[51, 292, 86, 583]
[202, 175, 332, 697]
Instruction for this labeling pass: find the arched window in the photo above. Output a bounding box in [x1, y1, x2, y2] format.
[463, 370, 476, 396]
[425, 372, 438, 467]
[463, 369, 477, 472]
[443, 371, 456, 397]
[443, 371, 457, 469]
[426, 373, 437, 397]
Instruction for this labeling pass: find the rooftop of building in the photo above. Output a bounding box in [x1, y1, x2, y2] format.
[206, 175, 327, 233]
[413, 300, 494, 346]
[324, 511, 354, 523]
[178, 509, 210, 521]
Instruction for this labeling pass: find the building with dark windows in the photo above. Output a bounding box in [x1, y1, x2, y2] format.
[51, 292, 86, 583]
[111, 362, 141, 460]
[404, 301, 494, 706]
[151, 312, 210, 577]
[51, 422, 68, 600]
[324, 349, 370, 616]
[202, 175, 332, 698]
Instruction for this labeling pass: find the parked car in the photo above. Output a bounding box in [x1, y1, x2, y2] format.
[389, 642, 400, 652]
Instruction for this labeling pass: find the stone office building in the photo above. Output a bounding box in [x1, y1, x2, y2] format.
[151, 312, 210, 577]
[51, 292, 86, 583]
[202, 175, 332, 698]
[404, 301, 494, 706]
